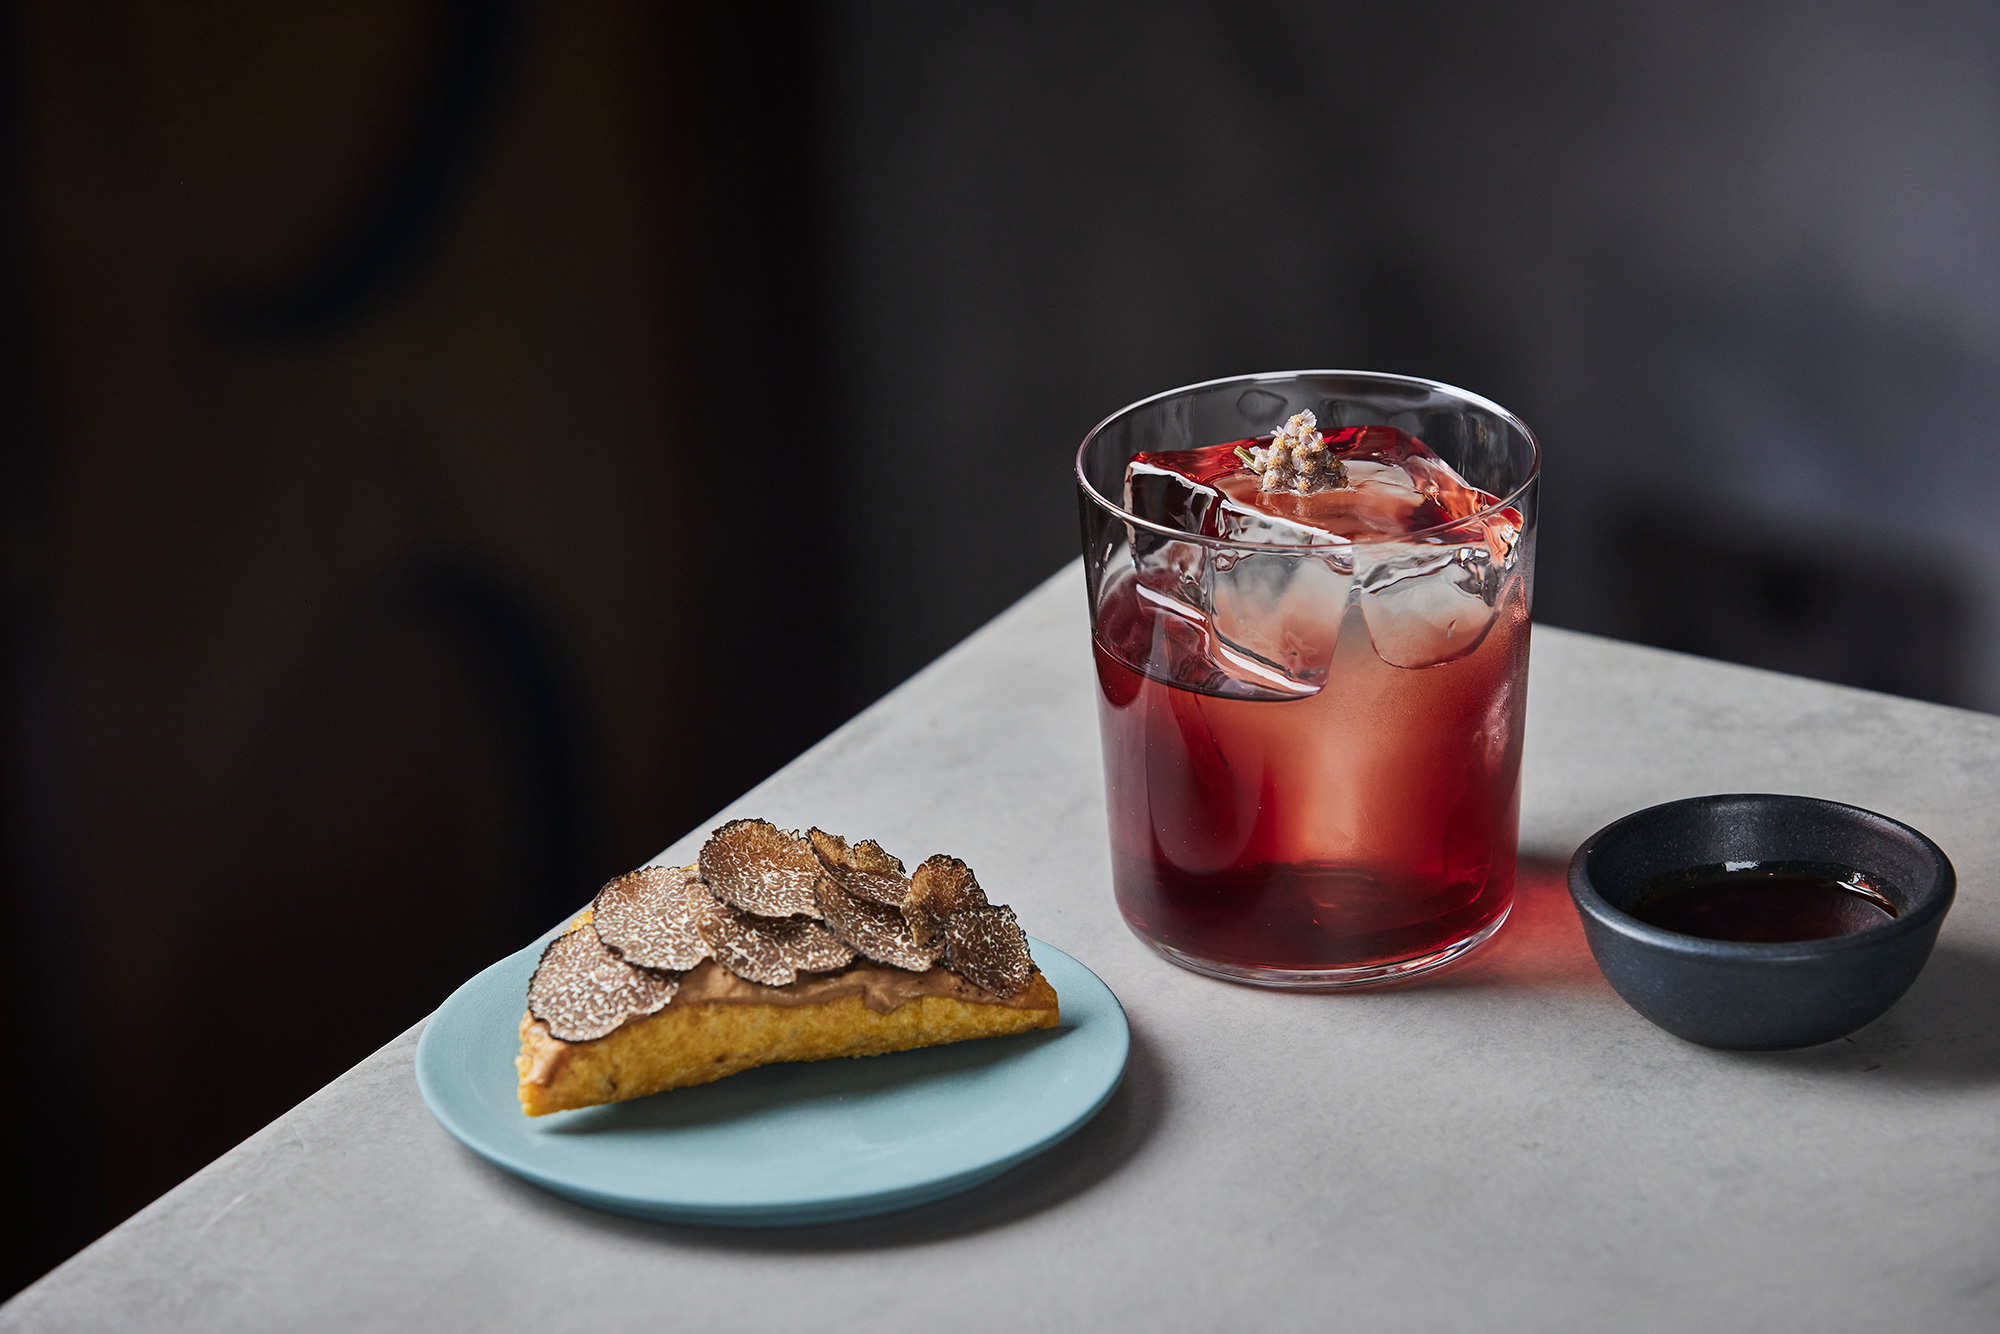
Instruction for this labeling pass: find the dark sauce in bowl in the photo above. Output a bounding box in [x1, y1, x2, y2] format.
[1631, 861, 1898, 943]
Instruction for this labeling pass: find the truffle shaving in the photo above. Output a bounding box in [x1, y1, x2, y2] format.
[815, 873, 937, 971]
[904, 854, 989, 950]
[592, 864, 714, 971]
[700, 909, 856, 987]
[699, 818, 824, 918]
[944, 905, 1033, 998]
[808, 828, 910, 906]
[528, 924, 678, 1042]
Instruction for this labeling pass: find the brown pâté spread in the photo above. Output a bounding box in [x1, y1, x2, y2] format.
[657, 956, 1043, 1018]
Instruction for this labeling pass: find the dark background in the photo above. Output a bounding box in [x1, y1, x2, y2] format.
[4, 0, 1996, 1297]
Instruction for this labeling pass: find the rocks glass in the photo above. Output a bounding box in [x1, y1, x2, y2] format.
[1076, 371, 1540, 987]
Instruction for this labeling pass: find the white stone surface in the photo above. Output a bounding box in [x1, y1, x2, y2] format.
[7, 562, 1998, 1333]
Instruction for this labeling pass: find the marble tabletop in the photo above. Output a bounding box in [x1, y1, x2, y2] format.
[7, 562, 1997, 1333]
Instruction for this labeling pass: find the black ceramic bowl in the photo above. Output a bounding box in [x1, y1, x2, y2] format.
[1568, 794, 1954, 1050]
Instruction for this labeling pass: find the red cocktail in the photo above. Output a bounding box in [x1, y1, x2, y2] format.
[1076, 374, 1540, 987]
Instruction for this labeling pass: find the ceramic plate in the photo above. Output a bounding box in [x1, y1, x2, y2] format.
[415, 935, 1128, 1226]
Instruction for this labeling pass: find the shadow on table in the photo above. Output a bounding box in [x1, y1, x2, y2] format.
[488, 1023, 1168, 1249]
[1725, 940, 2000, 1090]
[1421, 851, 1608, 994]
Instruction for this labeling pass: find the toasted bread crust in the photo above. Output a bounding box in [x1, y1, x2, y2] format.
[517, 969, 1058, 1115]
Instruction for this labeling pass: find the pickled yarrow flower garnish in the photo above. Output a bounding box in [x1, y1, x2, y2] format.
[525, 819, 1037, 1042]
[1235, 411, 1348, 496]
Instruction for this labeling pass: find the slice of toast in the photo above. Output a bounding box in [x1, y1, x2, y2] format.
[516, 941, 1058, 1115]
[515, 827, 1058, 1116]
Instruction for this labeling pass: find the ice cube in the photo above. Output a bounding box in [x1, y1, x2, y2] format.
[1209, 546, 1352, 688]
[1354, 523, 1515, 669]
[1123, 439, 1353, 689]
[1123, 425, 1523, 673]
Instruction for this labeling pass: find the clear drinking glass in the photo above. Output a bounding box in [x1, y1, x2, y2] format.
[1076, 371, 1541, 987]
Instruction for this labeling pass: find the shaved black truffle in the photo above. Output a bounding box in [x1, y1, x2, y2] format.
[700, 819, 824, 917]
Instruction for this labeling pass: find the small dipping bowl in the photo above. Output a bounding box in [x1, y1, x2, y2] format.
[1568, 794, 1955, 1050]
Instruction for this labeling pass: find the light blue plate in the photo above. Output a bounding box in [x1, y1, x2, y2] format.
[415, 936, 1128, 1226]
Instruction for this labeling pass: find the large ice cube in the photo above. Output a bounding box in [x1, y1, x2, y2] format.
[1209, 547, 1352, 689]
[1123, 443, 1351, 691]
[1123, 425, 1521, 673]
[1354, 514, 1519, 669]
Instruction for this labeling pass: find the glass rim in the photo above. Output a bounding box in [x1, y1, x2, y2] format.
[1074, 368, 1543, 550]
